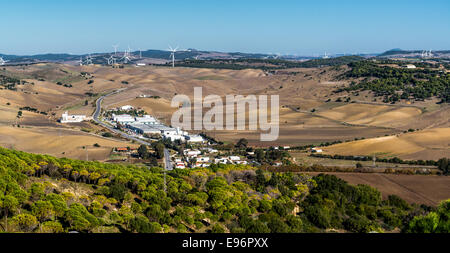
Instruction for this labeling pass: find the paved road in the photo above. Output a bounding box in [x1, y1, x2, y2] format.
[92, 89, 173, 170]
[164, 148, 173, 171]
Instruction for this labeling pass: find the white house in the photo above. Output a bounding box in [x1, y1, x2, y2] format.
[404, 64, 417, 69]
[175, 163, 186, 169]
[185, 150, 201, 157]
[202, 148, 218, 153]
[60, 111, 87, 123]
[311, 147, 323, 153]
[229, 156, 241, 161]
[215, 158, 229, 164]
[194, 163, 210, 168]
[120, 105, 134, 111]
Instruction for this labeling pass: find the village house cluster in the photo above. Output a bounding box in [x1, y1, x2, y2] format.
[170, 146, 254, 169]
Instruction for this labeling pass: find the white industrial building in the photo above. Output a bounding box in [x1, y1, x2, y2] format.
[161, 127, 191, 142]
[112, 114, 135, 124]
[60, 111, 88, 123]
[135, 115, 158, 124]
[127, 123, 177, 135]
[112, 113, 159, 125]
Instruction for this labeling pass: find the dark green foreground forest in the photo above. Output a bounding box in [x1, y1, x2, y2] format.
[0, 147, 448, 233]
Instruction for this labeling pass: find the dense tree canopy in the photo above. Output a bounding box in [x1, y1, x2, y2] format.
[0, 146, 447, 233]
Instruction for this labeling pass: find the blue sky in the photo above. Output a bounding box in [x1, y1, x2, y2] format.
[1, 0, 449, 55]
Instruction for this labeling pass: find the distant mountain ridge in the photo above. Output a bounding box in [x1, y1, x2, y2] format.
[2, 48, 449, 65]
[0, 49, 301, 63]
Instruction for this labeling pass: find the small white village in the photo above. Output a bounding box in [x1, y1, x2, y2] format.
[59, 105, 298, 170]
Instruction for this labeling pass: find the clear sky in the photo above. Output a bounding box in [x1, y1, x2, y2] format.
[1, 0, 449, 55]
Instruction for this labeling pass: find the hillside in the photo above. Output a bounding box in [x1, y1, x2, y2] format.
[0, 146, 448, 233]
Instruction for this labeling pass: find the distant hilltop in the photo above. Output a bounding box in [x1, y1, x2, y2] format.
[379, 48, 450, 58]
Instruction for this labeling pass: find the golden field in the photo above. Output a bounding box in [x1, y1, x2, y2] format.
[0, 63, 448, 160]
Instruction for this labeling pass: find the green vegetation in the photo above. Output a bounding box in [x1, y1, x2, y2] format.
[195, 75, 228, 81]
[104, 108, 146, 118]
[0, 74, 21, 90]
[406, 200, 450, 233]
[175, 56, 364, 71]
[337, 60, 450, 103]
[0, 146, 447, 233]
[101, 132, 114, 138]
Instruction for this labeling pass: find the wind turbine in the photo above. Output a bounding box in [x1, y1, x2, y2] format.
[168, 45, 179, 68]
[105, 55, 116, 65]
[0, 57, 8, 65]
[77, 57, 83, 66]
[84, 54, 93, 65]
[138, 48, 142, 59]
[112, 44, 119, 55]
[121, 46, 133, 64]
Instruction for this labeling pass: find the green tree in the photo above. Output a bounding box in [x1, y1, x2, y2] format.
[109, 183, 127, 202]
[154, 142, 165, 159]
[44, 193, 68, 217]
[11, 214, 38, 232]
[0, 195, 19, 232]
[65, 203, 99, 232]
[138, 145, 150, 159]
[255, 149, 264, 162]
[235, 138, 248, 149]
[32, 200, 55, 232]
[406, 199, 450, 233]
[246, 220, 270, 233]
[211, 223, 226, 233]
[437, 158, 449, 174]
[41, 220, 64, 233]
